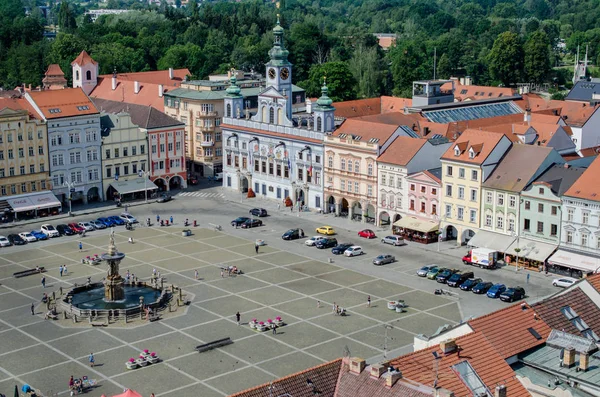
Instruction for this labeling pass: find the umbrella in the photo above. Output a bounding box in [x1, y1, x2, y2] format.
[21, 385, 31, 394]
[111, 390, 143, 397]
[14, 385, 18, 397]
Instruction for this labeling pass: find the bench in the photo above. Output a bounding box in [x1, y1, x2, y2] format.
[195, 337, 233, 353]
[148, 313, 161, 322]
[13, 267, 45, 278]
[90, 320, 107, 327]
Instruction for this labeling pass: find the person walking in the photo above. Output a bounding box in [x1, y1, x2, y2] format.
[41, 276, 46, 288]
[367, 295, 371, 308]
[156, 214, 160, 223]
[272, 323, 277, 335]
[59, 265, 63, 277]
[255, 243, 259, 254]
[63, 264, 67, 275]
[317, 300, 321, 308]
[277, 203, 281, 211]
[332, 302, 336, 314]
[79, 242, 83, 251]
[170, 216, 173, 224]
[194, 269, 199, 280]
[220, 269, 224, 278]
[31, 303, 35, 315]
[235, 311, 241, 325]
[88, 353, 95, 367]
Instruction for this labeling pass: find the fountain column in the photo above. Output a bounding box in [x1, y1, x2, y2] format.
[101, 229, 126, 301]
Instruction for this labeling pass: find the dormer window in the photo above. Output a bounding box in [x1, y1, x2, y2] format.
[468, 149, 475, 159]
[454, 146, 460, 156]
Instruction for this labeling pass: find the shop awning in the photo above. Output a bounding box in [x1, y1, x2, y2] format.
[467, 230, 516, 252]
[507, 238, 557, 263]
[393, 216, 439, 233]
[109, 178, 158, 195]
[6, 191, 62, 213]
[548, 249, 600, 273]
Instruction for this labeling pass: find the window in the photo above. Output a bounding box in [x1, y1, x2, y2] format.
[86, 131, 97, 142]
[38, 146, 43, 155]
[389, 175, 394, 187]
[29, 164, 35, 173]
[551, 206, 557, 215]
[215, 132, 222, 142]
[20, 166, 25, 175]
[10, 185, 15, 194]
[509, 196, 516, 208]
[340, 179, 345, 191]
[410, 200, 415, 210]
[8, 149, 13, 159]
[458, 187, 464, 199]
[140, 145, 145, 154]
[550, 224, 558, 236]
[18, 133, 23, 141]
[567, 208, 574, 221]
[485, 214, 492, 227]
[381, 174, 386, 185]
[123, 147, 128, 157]
[508, 218, 515, 232]
[431, 187, 437, 195]
[39, 163, 44, 172]
[421, 185, 426, 193]
[525, 201, 530, 210]
[396, 178, 401, 189]
[261, 161, 266, 173]
[28, 147, 34, 156]
[18, 148, 24, 158]
[537, 221, 543, 233]
[31, 181, 36, 191]
[348, 160, 353, 172]
[0, 186, 5, 195]
[538, 187, 544, 194]
[105, 167, 112, 178]
[328, 156, 333, 168]
[471, 170, 478, 181]
[446, 185, 452, 197]
[447, 166, 453, 176]
[354, 161, 360, 173]
[582, 233, 589, 246]
[315, 155, 321, 164]
[367, 164, 373, 176]
[524, 219, 530, 231]
[152, 145, 157, 154]
[432, 204, 437, 215]
[9, 167, 14, 176]
[469, 210, 477, 223]
[470, 189, 477, 201]
[457, 207, 464, 220]
[445, 204, 452, 218]
[0, 169, 4, 178]
[123, 165, 129, 175]
[420, 201, 427, 212]
[354, 182, 360, 194]
[159, 144, 165, 153]
[28, 131, 33, 140]
[538, 203, 544, 213]
[582, 212, 589, 224]
[566, 231, 573, 243]
[486, 192, 493, 204]
[497, 194, 504, 206]
[497, 215, 504, 229]
[7, 133, 12, 142]
[69, 133, 79, 144]
[276, 163, 281, 177]
[397, 196, 402, 208]
[269, 162, 274, 175]
[69, 152, 81, 164]
[0, 151, 3, 160]
[410, 184, 416, 191]
[132, 164, 137, 174]
[459, 168, 465, 178]
[368, 185, 373, 197]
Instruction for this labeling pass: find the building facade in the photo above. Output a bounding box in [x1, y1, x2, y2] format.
[25, 88, 103, 204]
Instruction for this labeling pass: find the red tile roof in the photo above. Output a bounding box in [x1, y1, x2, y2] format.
[376, 36, 396, 50]
[357, 111, 426, 128]
[390, 332, 529, 397]
[332, 119, 400, 144]
[380, 96, 412, 113]
[564, 155, 600, 200]
[71, 50, 97, 66]
[332, 97, 413, 119]
[587, 273, 600, 293]
[100, 69, 190, 86]
[442, 81, 515, 102]
[441, 129, 508, 165]
[377, 137, 427, 166]
[532, 288, 600, 339]
[229, 359, 342, 397]
[468, 303, 552, 359]
[0, 98, 24, 111]
[27, 88, 98, 119]
[45, 64, 65, 76]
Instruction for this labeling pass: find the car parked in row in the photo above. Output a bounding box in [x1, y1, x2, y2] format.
[552, 277, 577, 288]
[332, 243, 353, 255]
[381, 235, 405, 246]
[358, 229, 376, 239]
[30, 230, 48, 240]
[436, 269, 459, 284]
[249, 208, 268, 217]
[426, 267, 444, 280]
[447, 272, 475, 288]
[8, 234, 26, 245]
[316, 226, 336, 235]
[56, 224, 75, 236]
[417, 265, 436, 277]
[68, 223, 84, 233]
[241, 219, 262, 228]
[459, 278, 483, 291]
[472, 281, 493, 294]
[344, 246, 364, 257]
[232, 217, 250, 227]
[499, 287, 526, 302]
[90, 220, 107, 229]
[110, 215, 126, 225]
[316, 238, 338, 249]
[305, 236, 326, 246]
[373, 254, 395, 265]
[120, 213, 137, 223]
[40, 224, 60, 238]
[486, 284, 507, 299]
[78, 222, 95, 232]
[19, 232, 37, 242]
[0, 236, 11, 247]
[282, 229, 301, 240]
[96, 218, 114, 227]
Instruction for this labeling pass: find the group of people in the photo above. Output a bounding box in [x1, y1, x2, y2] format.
[221, 266, 240, 277]
[332, 302, 347, 316]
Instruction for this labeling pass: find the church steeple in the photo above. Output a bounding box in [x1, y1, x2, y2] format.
[264, 12, 293, 122]
[312, 77, 335, 133]
[268, 15, 290, 66]
[224, 70, 244, 119]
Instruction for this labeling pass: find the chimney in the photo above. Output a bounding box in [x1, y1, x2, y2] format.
[370, 364, 387, 379]
[349, 357, 366, 374]
[524, 110, 531, 123]
[563, 347, 576, 368]
[158, 84, 164, 98]
[134, 81, 140, 94]
[495, 385, 507, 397]
[439, 339, 457, 354]
[564, 163, 570, 169]
[169, 68, 174, 80]
[383, 369, 402, 388]
[112, 76, 117, 91]
[578, 353, 590, 372]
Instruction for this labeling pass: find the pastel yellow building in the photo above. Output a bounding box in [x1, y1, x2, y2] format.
[439, 129, 511, 245]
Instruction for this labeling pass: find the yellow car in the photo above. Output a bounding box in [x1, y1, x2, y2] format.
[316, 226, 336, 235]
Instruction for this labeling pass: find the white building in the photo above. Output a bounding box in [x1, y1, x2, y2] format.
[25, 88, 103, 205]
[220, 17, 334, 210]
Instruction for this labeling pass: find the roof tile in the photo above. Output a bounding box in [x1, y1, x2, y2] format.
[27, 88, 98, 119]
[564, 155, 600, 200]
[441, 129, 507, 165]
[377, 137, 427, 166]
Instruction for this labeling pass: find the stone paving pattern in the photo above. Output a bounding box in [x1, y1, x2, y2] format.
[0, 226, 461, 397]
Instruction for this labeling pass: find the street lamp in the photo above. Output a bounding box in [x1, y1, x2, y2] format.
[512, 231, 520, 272]
[63, 180, 75, 216]
[139, 170, 151, 203]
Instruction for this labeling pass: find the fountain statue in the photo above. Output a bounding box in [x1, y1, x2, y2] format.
[101, 228, 126, 301]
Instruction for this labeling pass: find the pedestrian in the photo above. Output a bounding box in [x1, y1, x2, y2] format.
[290, 205, 293, 213]
[255, 243, 259, 254]
[89, 352, 95, 367]
[170, 216, 173, 224]
[272, 323, 277, 335]
[317, 300, 321, 308]
[194, 269, 198, 280]
[220, 269, 224, 278]
[59, 265, 63, 277]
[79, 242, 82, 251]
[332, 302, 336, 313]
[277, 203, 281, 211]
[125, 204, 129, 213]
[31, 303, 35, 315]
[153, 268, 157, 276]
[126, 269, 130, 278]
[367, 295, 371, 308]
[41, 276, 46, 288]
[235, 311, 241, 325]
[63, 265, 68, 275]
[156, 215, 160, 223]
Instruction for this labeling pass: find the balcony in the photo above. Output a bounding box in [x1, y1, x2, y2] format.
[196, 110, 219, 118]
[199, 126, 215, 132]
[201, 141, 215, 147]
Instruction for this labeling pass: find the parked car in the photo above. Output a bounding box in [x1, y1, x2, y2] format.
[417, 266, 436, 277]
[552, 277, 578, 288]
[499, 287, 526, 302]
[7, 234, 26, 245]
[373, 254, 395, 265]
[381, 235, 405, 246]
[231, 217, 250, 227]
[315, 238, 338, 249]
[459, 278, 483, 291]
[487, 284, 507, 299]
[436, 269, 459, 284]
[282, 229, 301, 240]
[344, 246, 364, 257]
[426, 267, 445, 280]
[120, 213, 137, 223]
[40, 224, 60, 238]
[90, 220, 107, 230]
[472, 281, 493, 294]
[332, 243, 353, 255]
[157, 193, 172, 203]
[78, 222, 95, 232]
[447, 272, 475, 288]
[358, 229, 376, 239]
[316, 226, 336, 235]
[249, 208, 268, 217]
[241, 219, 263, 229]
[18, 232, 37, 242]
[68, 223, 85, 233]
[109, 216, 126, 225]
[214, 172, 223, 181]
[0, 235, 12, 247]
[305, 236, 326, 246]
[56, 224, 75, 236]
[30, 230, 49, 240]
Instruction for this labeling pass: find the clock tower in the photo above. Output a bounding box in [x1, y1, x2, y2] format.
[266, 15, 293, 121]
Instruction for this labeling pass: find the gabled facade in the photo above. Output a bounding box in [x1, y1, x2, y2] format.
[71, 51, 98, 96]
[405, 168, 442, 221]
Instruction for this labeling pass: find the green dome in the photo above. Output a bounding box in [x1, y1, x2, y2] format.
[226, 74, 242, 97]
[316, 83, 333, 107]
[268, 16, 290, 65]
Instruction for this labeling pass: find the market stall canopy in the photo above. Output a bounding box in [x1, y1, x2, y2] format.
[467, 230, 516, 252]
[4, 191, 61, 213]
[548, 249, 600, 273]
[112, 390, 143, 397]
[393, 216, 439, 233]
[507, 238, 557, 263]
[109, 178, 158, 195]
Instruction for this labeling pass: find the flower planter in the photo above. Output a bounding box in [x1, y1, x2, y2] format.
[387, 301, 398, 310]
[395, 306, 406, 313]
[256, 322, 267, 332]
[146, 353, 160, 364]
[126, 359, 138, 370]
[249, 319, 257, 329]
[136, 357, 148, 367]
[256, 239, 266, 246]
[274, 319, 284, 327]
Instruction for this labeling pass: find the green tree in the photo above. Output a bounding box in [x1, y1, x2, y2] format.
[488, 31, 523, 86]
[57, 1, 77, 33]
[348, 44, 382, 98]
[91, 42, 145, 74]
[47, 33, 88, 83]
[157, 43, 205, 77]
[300, 61, 356, 102]
[524, 30, 551, 83]
[436, 53, 452, 79]
[187, 0, 199, 21]
[389, 39, 432, 97]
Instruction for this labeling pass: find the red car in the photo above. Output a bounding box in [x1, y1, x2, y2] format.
[358, 229, 376, 239]
[68, 223, 84, 233]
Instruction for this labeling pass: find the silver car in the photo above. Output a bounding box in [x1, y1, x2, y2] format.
[381, 235, 405, 246]
[373, 254, 395, 265]
[417, 265, 435, 277]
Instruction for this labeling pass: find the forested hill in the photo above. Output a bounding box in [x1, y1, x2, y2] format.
[2, 0, 600, 100]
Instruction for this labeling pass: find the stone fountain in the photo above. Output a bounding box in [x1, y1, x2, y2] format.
[101, 229, 125, 301]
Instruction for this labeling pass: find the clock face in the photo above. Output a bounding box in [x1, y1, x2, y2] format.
[268, 68, 276, 79]
[280, 67, 289, 80]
